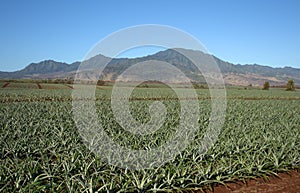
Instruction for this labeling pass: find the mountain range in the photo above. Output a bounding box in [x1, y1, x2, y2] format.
[0, 49, 299, 86]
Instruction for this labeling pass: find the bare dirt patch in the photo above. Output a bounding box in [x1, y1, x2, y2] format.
[202, 169, 300, 193]
[2, 82, 10, 88]
[37, 83, 42, 89]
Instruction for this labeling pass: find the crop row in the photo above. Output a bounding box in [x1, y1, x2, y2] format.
[0, 97, 299, 192]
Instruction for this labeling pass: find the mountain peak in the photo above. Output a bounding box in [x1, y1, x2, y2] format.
[0, 49, 299, 86]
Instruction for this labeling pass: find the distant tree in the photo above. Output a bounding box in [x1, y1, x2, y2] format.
[262, 81, 270, 90]
[53, 79, 60, 84]
[286, 79, 295, 91]
[97, 80, 105, 86]
[66, 79, 73, 84]
[192, 82, 200, 89]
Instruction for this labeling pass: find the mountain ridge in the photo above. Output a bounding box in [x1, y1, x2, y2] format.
[0, 49, 299, 86]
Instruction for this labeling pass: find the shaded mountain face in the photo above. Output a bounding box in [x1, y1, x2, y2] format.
[0, 60, 81, 79]
[0, 49, 299, 86]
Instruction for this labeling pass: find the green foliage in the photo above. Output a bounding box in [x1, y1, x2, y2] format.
[263, 81, 270, 90]
[286, 79, 295, 91]
[0, 84, 299, 192]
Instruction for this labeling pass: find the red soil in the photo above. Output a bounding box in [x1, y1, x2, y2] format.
[202, 169, 300, 193]
[2, 82, 10, 88]
[37, 83, 42, 89]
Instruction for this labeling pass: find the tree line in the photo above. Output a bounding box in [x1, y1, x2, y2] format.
[263, 80, 295, 91]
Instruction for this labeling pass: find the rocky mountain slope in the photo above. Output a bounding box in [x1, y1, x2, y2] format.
[0, 49, 299, 86]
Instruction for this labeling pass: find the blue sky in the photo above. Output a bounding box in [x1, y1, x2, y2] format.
[0, 0, 300, 71]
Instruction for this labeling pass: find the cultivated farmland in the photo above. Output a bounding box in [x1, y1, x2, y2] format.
[0, 82, 299, 192]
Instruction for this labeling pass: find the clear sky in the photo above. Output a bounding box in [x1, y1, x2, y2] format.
[1, 0, 300, 72]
